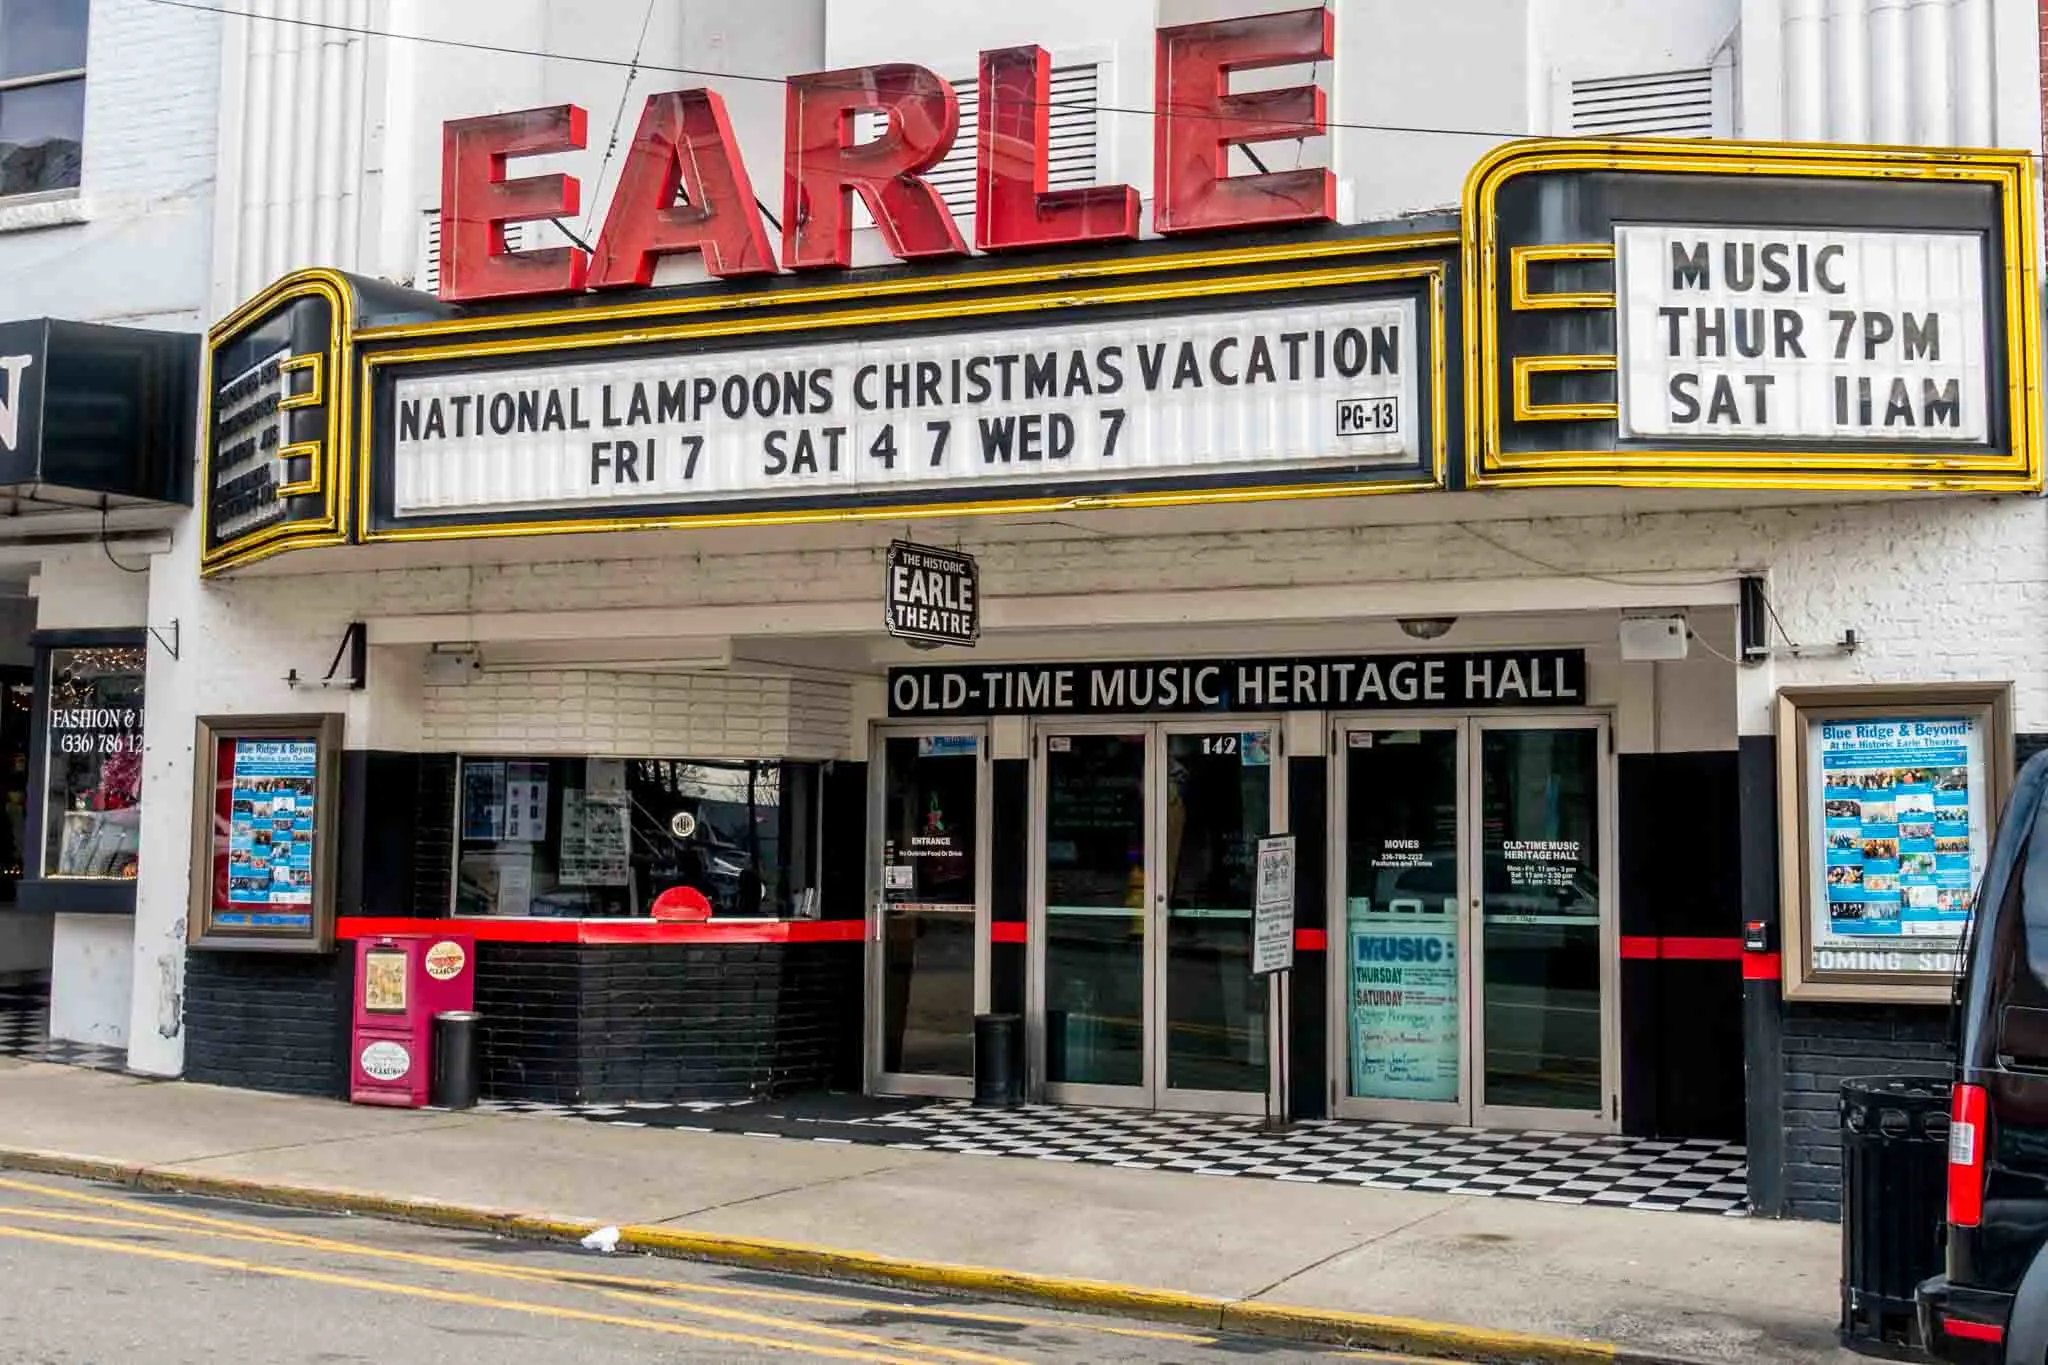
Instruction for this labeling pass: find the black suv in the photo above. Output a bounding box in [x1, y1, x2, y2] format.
[1918, 751, 2048, 1362]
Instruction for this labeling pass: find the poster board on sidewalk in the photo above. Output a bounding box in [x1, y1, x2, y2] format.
[1253, 834, 1297, 976]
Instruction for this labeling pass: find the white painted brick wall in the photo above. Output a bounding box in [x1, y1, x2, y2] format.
[202, 493, 2048, 742]
[341, 497, 2048, 726]
[421, 670, 853, 759]
[0, 0, 221, 329]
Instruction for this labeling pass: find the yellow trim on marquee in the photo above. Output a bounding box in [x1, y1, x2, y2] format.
[199, 270, 356, 572]
[1509, 243, 1616, 312]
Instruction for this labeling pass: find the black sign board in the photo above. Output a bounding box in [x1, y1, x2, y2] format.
[885, 541, 979, 648]
[0, 318, 194, 504]
[888, 649, 1585, 717]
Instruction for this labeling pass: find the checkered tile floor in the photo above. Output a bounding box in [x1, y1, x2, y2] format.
[0, 979, 127, 1072]
[474, 1094, 1748, 1216]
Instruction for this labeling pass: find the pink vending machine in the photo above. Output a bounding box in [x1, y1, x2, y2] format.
[350, 934, 475, 1106]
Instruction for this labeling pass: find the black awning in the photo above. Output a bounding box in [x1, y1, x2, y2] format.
[0, 318, 195, 505]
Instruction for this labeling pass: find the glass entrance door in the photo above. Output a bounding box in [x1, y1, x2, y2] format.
[1332, 716, 1614, 1131]
[870, 728, 988, 1098]
[1034, 722, 1280, 1112]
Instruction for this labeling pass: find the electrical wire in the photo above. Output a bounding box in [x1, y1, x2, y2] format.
[1452, 521, 1744, 589]
[98, 505, 150, 575]
[1686, 626, 1742, 667]
[582, 0, 661, 242]
[141, 0, 1548, 144]
[1752, 579, 1806, 649]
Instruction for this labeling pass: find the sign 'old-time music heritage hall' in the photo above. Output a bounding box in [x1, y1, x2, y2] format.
[159, 4, 2042, 1227]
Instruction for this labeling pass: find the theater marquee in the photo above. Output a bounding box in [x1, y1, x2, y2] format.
[194, 38, 2044, 577]
[1465, 139, 2038, 492]
[388, 300, 1417, 519]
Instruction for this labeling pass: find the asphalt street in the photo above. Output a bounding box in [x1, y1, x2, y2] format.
[0, 1172, 1415, 1364]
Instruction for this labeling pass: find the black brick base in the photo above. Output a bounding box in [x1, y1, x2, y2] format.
[474, 940, 862, 1104]
[1781, 1002, 1951, 1220]
[183, 950, 355, 1099]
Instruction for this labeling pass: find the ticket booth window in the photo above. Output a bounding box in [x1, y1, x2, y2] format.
[454, 756, 821, 919]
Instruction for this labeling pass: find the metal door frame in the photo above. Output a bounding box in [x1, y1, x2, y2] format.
[1153, 718, 1285, 1116]
[1028, 720, 1156, 1108]
[1325, 712, 1618, 1134]
[1027, 718, 1283, 1114]
[1325, 717, 1473, 1125]
[866, 722, 991, 1100]
[1468, 712, 1618, 1135]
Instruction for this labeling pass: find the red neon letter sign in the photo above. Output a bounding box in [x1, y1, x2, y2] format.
[439, 105, 591, 302]
[1154, 8, 1336, 235]
[589, 90, 777, 287]
[782, 64, 967, 270]
[975, 46, 1139, 253]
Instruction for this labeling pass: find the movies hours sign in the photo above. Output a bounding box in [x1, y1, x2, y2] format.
[1616, 225, 1990, 443]
[387, 299, 1418, 519]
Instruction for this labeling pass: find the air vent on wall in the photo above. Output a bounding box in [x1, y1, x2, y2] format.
[1567, 64, 1731, 138]
[854, 63, 1102, 221]
[417, 209, 527, 294]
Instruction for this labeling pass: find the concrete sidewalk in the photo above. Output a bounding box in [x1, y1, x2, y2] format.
[0, 1059, 1851, 1364]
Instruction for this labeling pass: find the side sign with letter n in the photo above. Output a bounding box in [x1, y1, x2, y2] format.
[885, 541, 979, 648]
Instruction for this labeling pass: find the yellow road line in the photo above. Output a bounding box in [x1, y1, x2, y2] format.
[0, 1221, 958, 1365]
[0, 1202, 1032, 1365]
[0, 1179, 1212, 1348]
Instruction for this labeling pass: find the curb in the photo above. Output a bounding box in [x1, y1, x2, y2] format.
[0, 1145, 1688, 1365]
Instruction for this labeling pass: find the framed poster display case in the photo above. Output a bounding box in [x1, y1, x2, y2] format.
[1776, 683, 2013, 1003]
[188, 714, 344, 952]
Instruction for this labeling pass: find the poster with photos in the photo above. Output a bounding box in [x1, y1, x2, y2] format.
[225, 739, 318, 914]
[1810, 716, 1987, 976]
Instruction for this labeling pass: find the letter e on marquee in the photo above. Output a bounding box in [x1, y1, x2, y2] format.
[440, 105, 592, 301]
[1154, 7, 1337, 235]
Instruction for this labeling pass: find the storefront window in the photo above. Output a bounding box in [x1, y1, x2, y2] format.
[454, 756, 819, 918]
[41, 645, 145, 880]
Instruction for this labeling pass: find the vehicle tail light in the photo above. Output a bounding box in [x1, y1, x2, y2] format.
[1948, 1082, 1989, 1228]
[1943, 1316, 2004, 1345]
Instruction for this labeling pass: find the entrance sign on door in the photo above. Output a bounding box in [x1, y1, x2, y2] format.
[1348, 902, 1461, 1103]
[1252, 835, 1296, 976]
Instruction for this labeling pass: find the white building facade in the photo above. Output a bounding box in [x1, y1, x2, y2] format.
[18, 0, 2038, 1221]
[0, 0, 222, 1050]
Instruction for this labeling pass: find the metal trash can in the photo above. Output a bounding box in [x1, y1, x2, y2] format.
[1840, 1076, 1949, 1353]
[973, 1013, 1022, 1108]
[431, 1010, 481, 1110]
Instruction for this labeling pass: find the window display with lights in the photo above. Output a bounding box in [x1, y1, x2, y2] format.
[454, 756, 821, 918]
[41, 645, 146, 880]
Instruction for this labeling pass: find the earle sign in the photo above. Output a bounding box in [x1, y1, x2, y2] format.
[1616, 225, 1990, 442]
[437, 10, 1337, 301]
[886, 542, 979, 647]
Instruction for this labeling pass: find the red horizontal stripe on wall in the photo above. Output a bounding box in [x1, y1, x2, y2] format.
[1621, 935, 1748, 962]
[335, 917, 864, 946]
[1742, 951, 1784, 981]
[990, 922, 1027, 944]
[1294, 928, 1328, 952]
[1662, 936, 1744, 961]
